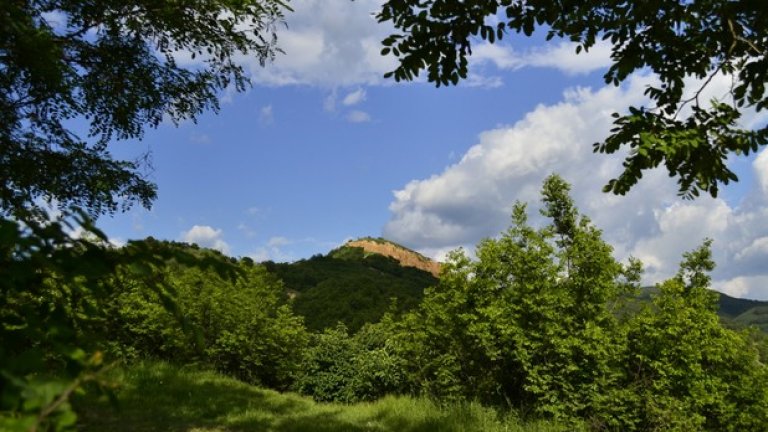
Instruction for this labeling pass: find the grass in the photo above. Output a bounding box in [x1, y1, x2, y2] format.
[75, 361, 576, 432]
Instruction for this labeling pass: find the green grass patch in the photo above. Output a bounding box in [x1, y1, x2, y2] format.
[76, 361, 575, 432]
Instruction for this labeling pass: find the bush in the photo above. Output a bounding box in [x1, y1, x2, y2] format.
[293, 319, 406, 402]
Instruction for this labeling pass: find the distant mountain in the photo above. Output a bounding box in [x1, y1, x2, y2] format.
[264, 238, 439, 331]
[634, 287, 768, 333]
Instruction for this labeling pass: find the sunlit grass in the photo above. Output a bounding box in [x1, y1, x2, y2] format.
[76, 361, 578, 432]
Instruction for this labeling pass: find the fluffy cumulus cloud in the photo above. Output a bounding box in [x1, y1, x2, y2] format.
[342, 88, 367, 106]
[471, 40, 614, 76]
[181, 225, 231, 254]
[384, 74, 768, 300]
[242, 0, 396, 87]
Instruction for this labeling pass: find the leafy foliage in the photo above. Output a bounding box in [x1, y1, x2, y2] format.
[620, 242, 768, 431]
[0, 211, 223, 430]
[394, 175, 639, 423]
[1, 0, 290, 215]
[377, 0, 768, 198]
[293, 320, 406, 403]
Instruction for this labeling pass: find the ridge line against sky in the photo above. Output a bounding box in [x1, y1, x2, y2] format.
[97, 0, 768, 300]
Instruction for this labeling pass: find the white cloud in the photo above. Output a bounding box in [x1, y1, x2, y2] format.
[247, 236, 344, 263]
[268, 236, 291, 247]
[471, 40, 613, 76]
[713, 276, 768, 300]
[346, 110, 371, 123]
[243, 0, 396, 87]
[67, 225, 124, 248]
[259, 104, 274, 124]
[237, 223, 257, 238]
[181, 225, 231, 254]
[324, 89, 338, 112]
[216, 1, 616, 88]
[189, 132, 211, 144]
[342, 88, 367, 106]
[755, 149, 768, 194]
[384, 74, 768, 300]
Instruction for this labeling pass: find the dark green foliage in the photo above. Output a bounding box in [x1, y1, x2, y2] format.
[1, 0, 289, 216]
[0, 211, 236, 430]
[266, 247, 437, 331]
[718, 291, 768, 318]
[378, 0, 768, 198]
[1, 2, 294, 429]
[104, 239, 308, 390]
[0, 212, 112, 431]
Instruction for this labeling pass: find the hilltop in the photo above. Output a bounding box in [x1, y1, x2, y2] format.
[344, 237, 441, 277]
[264, 238, 439, 331]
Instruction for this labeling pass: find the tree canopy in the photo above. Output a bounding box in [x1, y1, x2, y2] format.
[377, 0, 768, 198]
[1, 0, 290, 216]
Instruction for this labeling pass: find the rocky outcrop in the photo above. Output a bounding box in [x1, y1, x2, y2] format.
[345, 238, 441, 277]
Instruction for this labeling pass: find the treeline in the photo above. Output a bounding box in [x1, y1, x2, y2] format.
[3, 176, 768, 431]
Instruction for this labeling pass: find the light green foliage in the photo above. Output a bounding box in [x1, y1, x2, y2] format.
[621, 241, 768, 431]
[396, 175, 638, 423]
[105, 239, 308, 389]
[391, 176, 768, 430]
[1, 0, 290, 216]
[378, 0, 768, 198]
[293, 319, 406, 403]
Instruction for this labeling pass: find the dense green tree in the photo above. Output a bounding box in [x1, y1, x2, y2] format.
[377, 0, 768, 198]
[620, 241, 768, 431]
[1, 0, 289, 216]
[104, 240, 307, 390]
[395, 175, 640, 423]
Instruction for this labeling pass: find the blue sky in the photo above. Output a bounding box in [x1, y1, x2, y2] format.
[96, 0, 768, 300]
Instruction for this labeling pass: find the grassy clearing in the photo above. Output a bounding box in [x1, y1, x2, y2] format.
[75, 361, 576, 432]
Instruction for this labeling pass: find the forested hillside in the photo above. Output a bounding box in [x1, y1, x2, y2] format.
[264, 240, 438, 331]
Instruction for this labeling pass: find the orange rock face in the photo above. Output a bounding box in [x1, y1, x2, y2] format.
[346, 239, 441, 277]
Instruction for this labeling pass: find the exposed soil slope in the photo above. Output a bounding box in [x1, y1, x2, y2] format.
[346, 238, 441, 277]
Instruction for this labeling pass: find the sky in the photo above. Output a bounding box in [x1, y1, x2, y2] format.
[96, 0, 768, 300]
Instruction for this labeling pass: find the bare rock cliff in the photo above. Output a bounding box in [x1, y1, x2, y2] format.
[345, 239, 441, 277]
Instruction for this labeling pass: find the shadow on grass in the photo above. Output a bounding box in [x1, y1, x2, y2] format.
[75, 362, 569, 432]
[75, 362, 370, 432]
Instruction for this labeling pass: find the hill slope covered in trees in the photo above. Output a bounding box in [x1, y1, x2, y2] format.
[264, 239, 439, 331]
